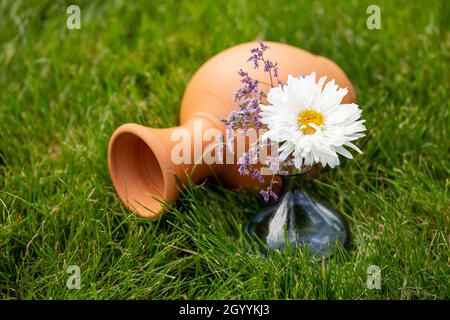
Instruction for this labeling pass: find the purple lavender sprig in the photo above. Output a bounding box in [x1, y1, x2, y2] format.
[237, 151, 264, 184]
[247, 40, 269, 69]
[247, 40, 283, 87]
[221, 40, 282, 202]
[260, 177, 278, 202]
[222, 41, 283, 131]
[223, 69, 264, 130]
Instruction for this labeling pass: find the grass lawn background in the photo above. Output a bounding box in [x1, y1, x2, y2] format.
[0, 0, 448, 299]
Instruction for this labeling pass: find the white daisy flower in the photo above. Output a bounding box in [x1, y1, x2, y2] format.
[260, 72, 366, 169]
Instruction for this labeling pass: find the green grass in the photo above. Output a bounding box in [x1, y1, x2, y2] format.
[0, 0, 449, 299]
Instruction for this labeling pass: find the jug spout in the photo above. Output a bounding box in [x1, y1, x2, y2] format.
[108, 116, 221, 217]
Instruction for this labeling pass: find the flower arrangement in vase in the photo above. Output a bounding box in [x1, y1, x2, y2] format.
[108, 41, 357, 219]
[222, 41, 366, 256]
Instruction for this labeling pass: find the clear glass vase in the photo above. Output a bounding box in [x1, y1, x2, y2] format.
[245, 162, 350, 258]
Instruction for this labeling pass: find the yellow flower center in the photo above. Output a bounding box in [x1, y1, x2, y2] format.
[297, 110, 324, 134]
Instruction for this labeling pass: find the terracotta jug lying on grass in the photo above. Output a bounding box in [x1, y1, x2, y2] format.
[108, 41, 356, 218]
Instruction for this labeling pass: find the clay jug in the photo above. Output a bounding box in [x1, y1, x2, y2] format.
[108, 41, 356, 218]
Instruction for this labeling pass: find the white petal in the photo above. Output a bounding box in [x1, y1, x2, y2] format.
[335, 146, 353, 159]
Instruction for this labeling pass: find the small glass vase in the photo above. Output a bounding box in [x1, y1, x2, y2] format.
[245, 162, 350, 258]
